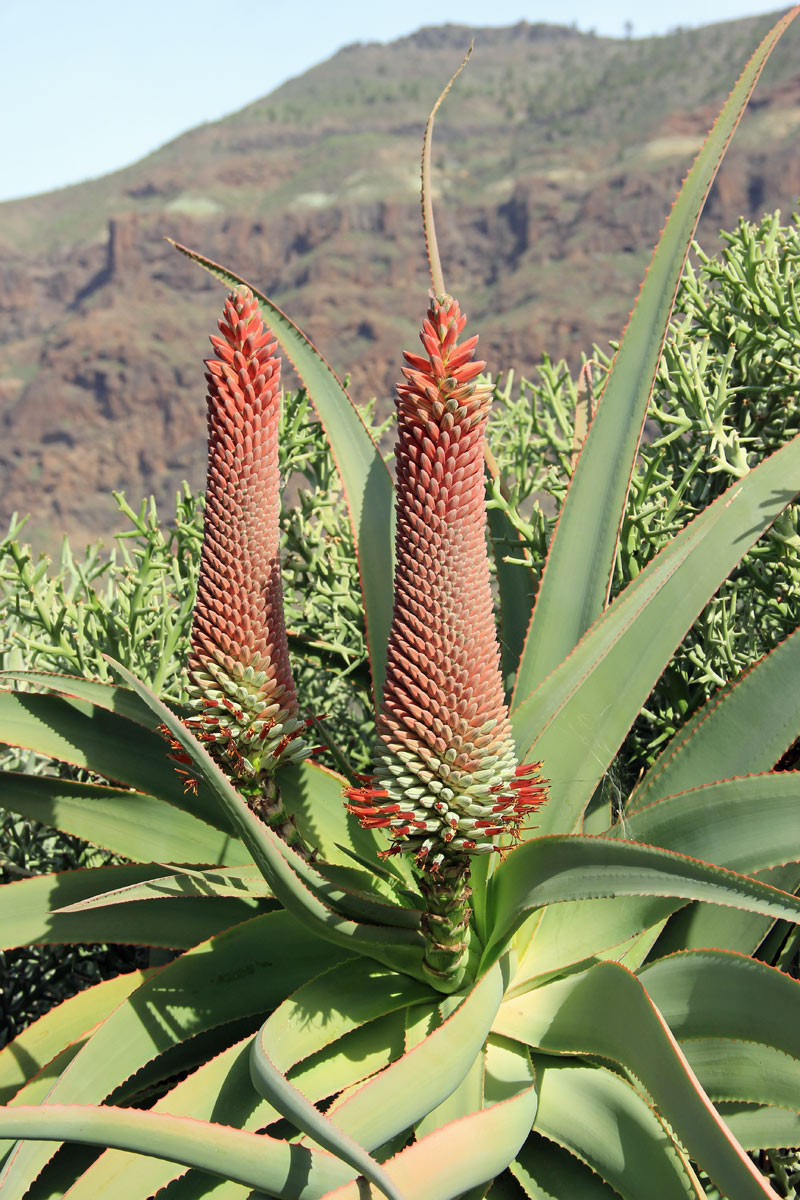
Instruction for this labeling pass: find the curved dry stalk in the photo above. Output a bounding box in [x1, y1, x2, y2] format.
[421, 42, 473, 300]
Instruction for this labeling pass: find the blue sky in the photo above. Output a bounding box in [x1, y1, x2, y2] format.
[0, 0, 788, 203]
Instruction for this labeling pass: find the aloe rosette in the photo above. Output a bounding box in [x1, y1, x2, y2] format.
[2, 11, 800, 1200]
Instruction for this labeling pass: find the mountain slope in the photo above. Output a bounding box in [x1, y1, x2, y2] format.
[2, 13, 799, 549]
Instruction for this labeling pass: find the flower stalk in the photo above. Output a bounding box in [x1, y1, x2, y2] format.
[181, 289, 312, 840]
[347, 291, 546, 984]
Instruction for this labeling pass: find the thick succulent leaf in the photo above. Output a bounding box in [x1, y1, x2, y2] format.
[0, 687, 237, 839]
[681, 1039, 800, 1110]
[0, 972, 149, 1104]
[7, 1044, 86, 1113]
[413, 1053, 485, 1141]
[58, 1040, 259, 1199]
[511, 5, 799, 700]
[1, 671, 157, 727]
[511, 486, 705, 735]
[249, 962, 506, 1180]
[528, 1058, 702, 1199]
[0, 863, 263, 950]
[485, 834, 800, 967]
[249, 1043, 404, 1200]
[0, 911, 347, 1199]
[168, 240, 394, 706]
[0, 1104, 354, 1197]
[320, 960, 507, 1146]
[260, 959, 432, 1077]
[63, 1010, 412, 1200]
[110, 659, 427, 979]
[485, 490, 535, 696]
[50, 864, 270, 911]
[156, 1177, 250, 1200]
[616, 774, 800, 873]
[1, 772, 241, 866]
[638, 951, 800, 1113]
[652, 862, 800, 961]
[509, 895, 675, 992]
[639, 949, 800, 1055]
[511, 1134, 621, 1198]
[629, 625, 800, 811]
[280, 759, 413, 888]
[321, 1046, 537, 1200]
[513, 429, 800, 835]
[496, 961, 778, 1199]
[618, 779, 800, 965]
[717, 1102, 800, 1152]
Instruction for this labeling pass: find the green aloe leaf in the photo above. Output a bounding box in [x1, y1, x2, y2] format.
[0, 864, 262, 951]
[321, 1045, 537, 1199]
[617, 773, 800, 872]
[167, 240, 394, 706]
[280, 759, 413, 888]
[250, 963, 504, 1174]
[249, 1039, 405, 1200]
[511, 1133, 622, 1198]
[1, 670, 157, 727]
[640, 951, 800, 1114]
[260, 959, 432, 1076]
[651, 862, 800, 962]
[527, 1058, 702, 1199]
[155, 1177, 249, 1199]
[320, 960, 508, 1145]
[510, 774, 800, 990]
[497, 961, 779, 1199]
[0, 687, 237, 837]
[638, 949, 800, 1055]
[513, 427, 800, 836]
[0, 971, 149, 1104]
[484, 835, 800, 968]
[629, 625, 800, 811]
[509, 894, 673, 992]
[1, 772, 241, 866]
[109, 659, 427, 979]
[512, 5, 799, 702]
[681, 1039, 800, 1110]
[59, 1005, 414, 1200]
[50, 864, 270, 911]
[484, 471, 535, 696]
[0, 1104, 353, 1197]
[718, 1102, 800, 1152]
[0, 910, 347, 1199]
[626, 633, 800, 957]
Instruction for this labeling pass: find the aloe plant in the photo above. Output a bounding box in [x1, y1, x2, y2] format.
[2, 11, 800, 1198]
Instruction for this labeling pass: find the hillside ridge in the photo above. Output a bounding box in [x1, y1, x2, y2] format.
[2, 10, 799, 549]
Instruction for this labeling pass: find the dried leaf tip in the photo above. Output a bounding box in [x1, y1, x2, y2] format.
[421, 42, 473, 301]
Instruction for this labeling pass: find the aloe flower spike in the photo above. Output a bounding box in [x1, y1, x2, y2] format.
[347, 61, 547, 988]
[183, 288, 311, 840]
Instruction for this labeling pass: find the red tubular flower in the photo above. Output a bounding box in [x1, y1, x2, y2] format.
[186, 289, 309, 782]
[347, 292, 546, 875]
